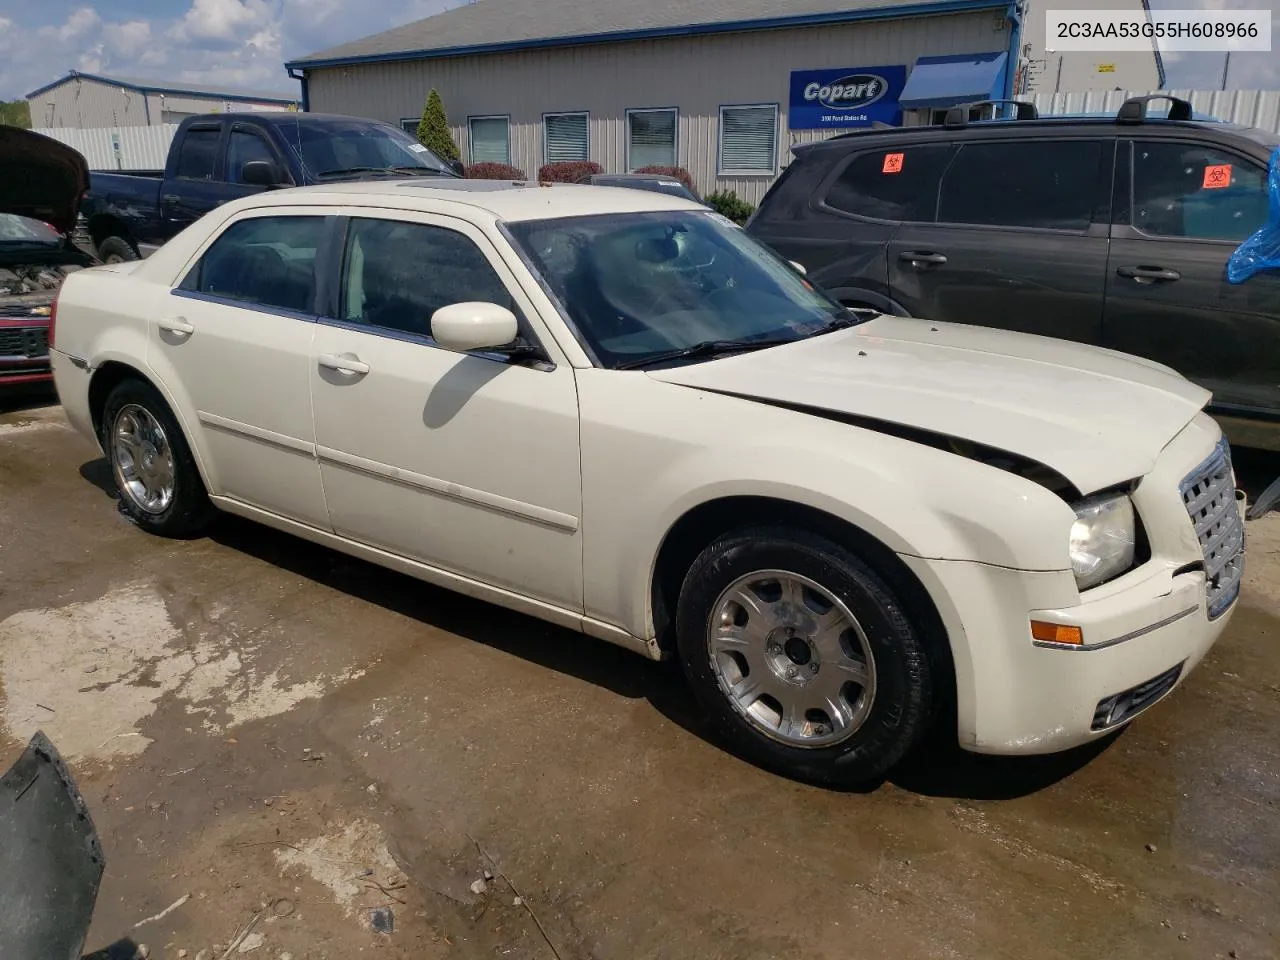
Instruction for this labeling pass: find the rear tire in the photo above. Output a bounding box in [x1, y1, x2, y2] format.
[96, 236, 138, 264]
[101, 379, 215, 537]
[675, 526, 935, 786]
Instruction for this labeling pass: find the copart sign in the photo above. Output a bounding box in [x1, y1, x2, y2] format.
[788, 65, 906, 129]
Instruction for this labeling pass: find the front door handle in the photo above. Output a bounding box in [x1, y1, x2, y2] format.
[1116, 265, 1181, 284]
[157, 318, 195, 335]
[899, 251, 948, 267]
[318, 353, 370, 376]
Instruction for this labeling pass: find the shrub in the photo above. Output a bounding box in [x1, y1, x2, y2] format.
[538, 160, 603, 182]
[634, 165, 697, 195]
[466, 162, 527, 180]
[706, 190, 756, 224]
[415, 89, 459, 162]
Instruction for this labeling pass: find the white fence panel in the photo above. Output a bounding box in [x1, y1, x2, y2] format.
[32, 125, 179, 171]
[1029, 89, 1280, 136]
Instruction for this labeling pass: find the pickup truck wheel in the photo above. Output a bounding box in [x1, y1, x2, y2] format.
[101, 379, 215, 537]
[96, 236, 138, 264]
[675, 527, 934, 786]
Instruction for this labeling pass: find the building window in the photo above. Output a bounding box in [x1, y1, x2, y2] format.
[626, 108, 677, 170]
[400, 118, 420, 136]
[544, 112, 589, 164]
[718, 104, 778, 175]
[468, 116, 510, 165]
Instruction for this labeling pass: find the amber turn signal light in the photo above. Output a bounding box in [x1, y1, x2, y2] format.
[1031, 621, 1084, 645]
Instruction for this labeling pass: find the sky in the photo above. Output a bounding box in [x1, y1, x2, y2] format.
[0, 0, 1276, 102]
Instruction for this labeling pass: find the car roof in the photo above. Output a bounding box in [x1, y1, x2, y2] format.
[231, 178, 705, 222]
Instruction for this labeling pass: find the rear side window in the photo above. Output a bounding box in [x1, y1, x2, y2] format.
[175, 127, 220, 180]
[823, 145, 953, 222]
[938, 140, 1104, 231]
[339, 218, 515, 339]
[1130, 141, 1269, 242]
[180, 215, 323, 314]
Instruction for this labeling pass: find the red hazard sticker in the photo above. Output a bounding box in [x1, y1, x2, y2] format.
[1202, 164, 1232, 189]
[882, 152, 905, 174]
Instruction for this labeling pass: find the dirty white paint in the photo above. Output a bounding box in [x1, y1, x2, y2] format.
[274, 819, 403, 918]
[0, 583, 366, 760]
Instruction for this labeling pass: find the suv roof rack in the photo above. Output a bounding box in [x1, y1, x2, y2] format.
[941, 99, 1039, 128]
[1117, 94, 1193, 124]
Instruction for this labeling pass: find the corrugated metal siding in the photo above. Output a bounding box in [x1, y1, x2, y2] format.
[27, 78, 151, 128]
[33, 125, 178, 171]
[1031, 89, 1280, 136]
[307, 10, 1009, 203]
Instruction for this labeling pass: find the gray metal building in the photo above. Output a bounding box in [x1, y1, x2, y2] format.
[288, 0, 1029, 203]
[25, 71, 300, 129]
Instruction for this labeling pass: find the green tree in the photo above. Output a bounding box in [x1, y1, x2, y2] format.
[415, 88, 459, 161]
[0, 100, 32, 129]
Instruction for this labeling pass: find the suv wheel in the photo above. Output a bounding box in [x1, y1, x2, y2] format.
[101, 379, 215, 537]
[675, 526, 936, 785]
[97, 236, 138, 264]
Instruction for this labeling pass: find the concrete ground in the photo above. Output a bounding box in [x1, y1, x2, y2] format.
[2, 389, 1278, 960]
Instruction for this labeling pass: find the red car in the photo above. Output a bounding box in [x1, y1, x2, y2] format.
[1, 127, 94, 391]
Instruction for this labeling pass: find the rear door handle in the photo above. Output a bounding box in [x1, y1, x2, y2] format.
[318, 353, 370, 376]
[1116, 265, 1181, 284]
[157, 318, 195, 335]
[899, 251, 948, 266]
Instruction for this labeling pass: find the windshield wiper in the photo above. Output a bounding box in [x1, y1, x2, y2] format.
[386, 166, 448, 176]
[614, 337, 796, 371]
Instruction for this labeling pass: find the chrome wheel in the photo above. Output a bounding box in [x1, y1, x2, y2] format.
[708, 570, 876, 748]
[111, 404, 175, 515]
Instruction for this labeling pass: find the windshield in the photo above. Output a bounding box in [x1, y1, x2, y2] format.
[507, 211, 852, 368]
[600, 178, 698, 201]
[277, 119, 454, 178]
[0, 214, 61, 246]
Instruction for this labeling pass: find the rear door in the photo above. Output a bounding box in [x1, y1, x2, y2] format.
[1103, 138, 1279, 418]
[886, 136, 1114, 343]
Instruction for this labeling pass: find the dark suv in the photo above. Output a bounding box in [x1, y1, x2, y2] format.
[748, 96, 1280, 450]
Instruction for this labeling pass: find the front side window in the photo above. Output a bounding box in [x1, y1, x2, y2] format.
[823, 144, 954, 222]
[339, 218, 515, 339]
[506, 210, 849, 369]
[1131, 141, 1269, 242]
[544, 112, 589, 164]
[718, 104, 778, 175]
[175, 127, 220, 180]
[938, 140, 1105, 231]
[180, 215, 323, 314]
[226, 129, 275, 184]
[469, 116, 511, 165]
[627, 108, 677, 170]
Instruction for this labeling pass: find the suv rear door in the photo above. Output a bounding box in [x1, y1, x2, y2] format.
[1103, 137, 1279, 420]
[886, 135, 1114, 342]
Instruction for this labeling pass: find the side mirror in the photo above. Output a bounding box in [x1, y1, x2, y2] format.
[447, 158, 466, 178]
[241, 160, 281, 186]
[790, 261, 807, 276]
[431, 301, 519, 353]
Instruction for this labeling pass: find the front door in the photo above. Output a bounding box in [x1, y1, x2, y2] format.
[161, 123, 273, 237]
[1103, 139, 1280, 418]
[153, 211, 329, 526]
[886, 136, 1114, 343]
[309, 212, 583, 612]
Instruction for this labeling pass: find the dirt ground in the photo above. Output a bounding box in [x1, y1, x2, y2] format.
[2, 389, 1278, 960]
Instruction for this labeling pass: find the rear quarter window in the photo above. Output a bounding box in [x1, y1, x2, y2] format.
[822, 144, 953, 222]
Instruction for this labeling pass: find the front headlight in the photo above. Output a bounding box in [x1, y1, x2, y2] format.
[1070, 493, 1136, 591]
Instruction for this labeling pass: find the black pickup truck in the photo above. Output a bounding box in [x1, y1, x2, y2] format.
[80, 112, 464, 262]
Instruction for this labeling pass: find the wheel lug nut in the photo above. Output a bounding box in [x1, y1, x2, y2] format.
[768, 643, 781, 654]
[809, 662, 819, 674]
[786, 666, 798, 679]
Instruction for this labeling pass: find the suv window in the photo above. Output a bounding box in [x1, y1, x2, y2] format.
[823, 144, 953, 222]
[180, 215, 323, 314]
[1131, 141, 1269, 242]
[175, 127, 220, 180]
[339, 218, 515, 339]
[227, 129, 275, 184]
[938, 140, 1105, 231]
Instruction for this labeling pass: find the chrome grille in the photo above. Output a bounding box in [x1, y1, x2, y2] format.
[0, 327, 49, 358]
[1180, 438, 1244, 620]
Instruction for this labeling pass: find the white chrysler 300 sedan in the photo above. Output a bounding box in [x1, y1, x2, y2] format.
[50, 180, 1245, 784]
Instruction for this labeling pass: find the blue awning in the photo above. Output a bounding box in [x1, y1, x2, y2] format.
[898, 51, 1008, 110]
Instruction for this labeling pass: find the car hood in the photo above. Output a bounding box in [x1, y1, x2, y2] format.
[0, 127, 89, 235]
[647, 315, 1211, 495]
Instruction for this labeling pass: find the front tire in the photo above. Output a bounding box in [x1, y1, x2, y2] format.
[675, 526, 936, 786]
[101, 379, 215, 537]
[96, 236, 138, 264]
